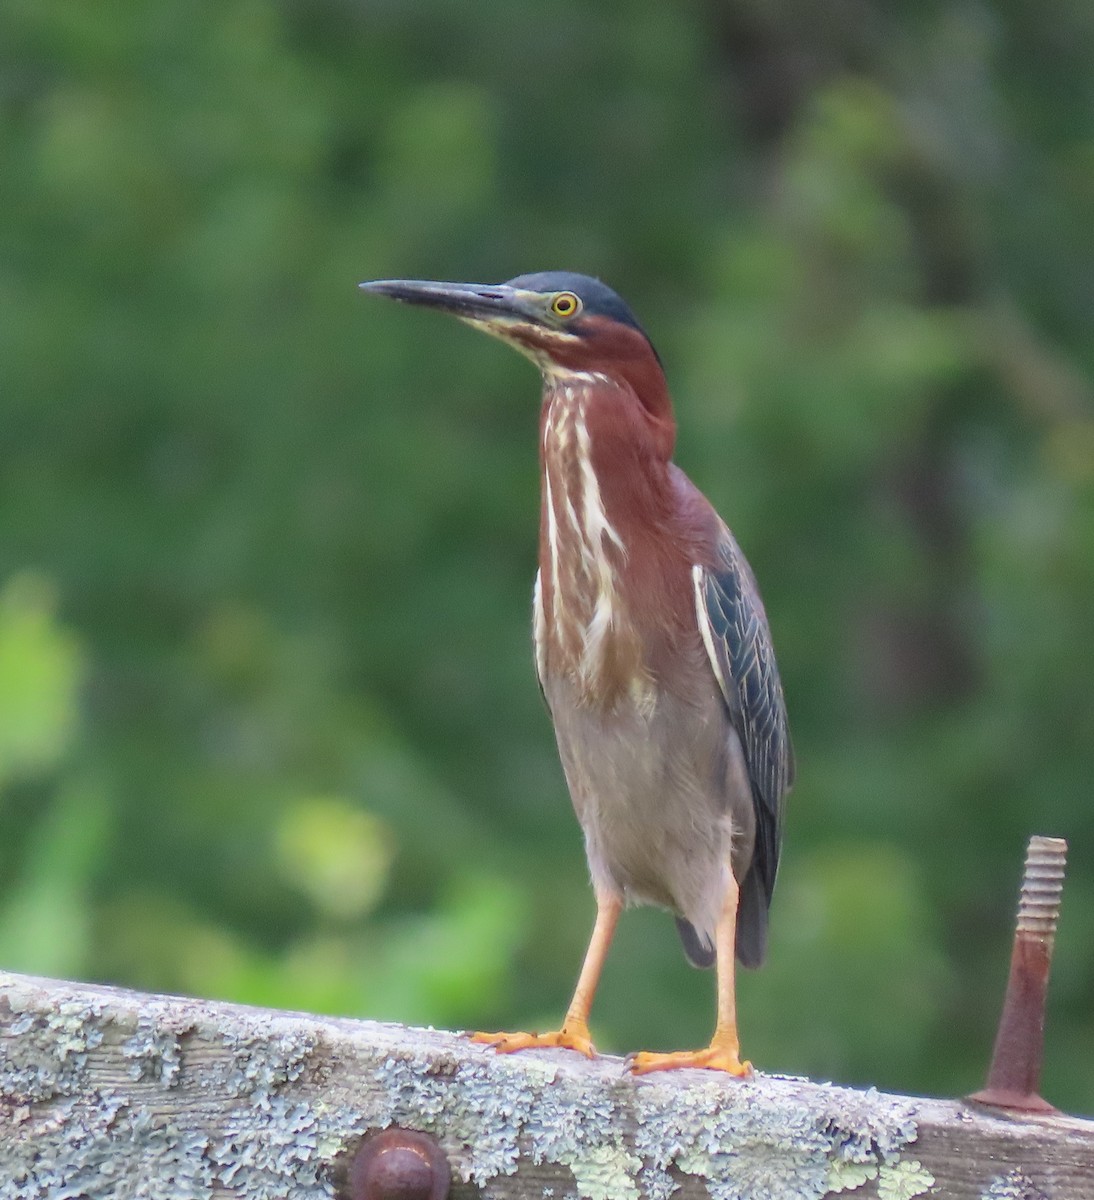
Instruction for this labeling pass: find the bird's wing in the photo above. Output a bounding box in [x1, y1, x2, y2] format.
[692, 528, 794, 903]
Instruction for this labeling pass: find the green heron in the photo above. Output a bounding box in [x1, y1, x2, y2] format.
[359, 272, 793, 1075]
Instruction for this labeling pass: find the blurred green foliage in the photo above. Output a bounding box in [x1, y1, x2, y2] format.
[2, 0, 1093, 1112]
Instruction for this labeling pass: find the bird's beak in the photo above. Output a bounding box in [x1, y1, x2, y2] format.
[358, 279, 550, 330]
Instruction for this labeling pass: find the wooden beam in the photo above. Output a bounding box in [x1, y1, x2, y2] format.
[1, 970, 1091, 1199]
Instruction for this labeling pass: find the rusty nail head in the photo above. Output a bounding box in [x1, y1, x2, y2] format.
[348, 1127, 450, 1200]
[969, 835, 1067, 1114]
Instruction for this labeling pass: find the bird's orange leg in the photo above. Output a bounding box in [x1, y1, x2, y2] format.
[471, 891, 622, 1058]
[628, 875, 752, 1076]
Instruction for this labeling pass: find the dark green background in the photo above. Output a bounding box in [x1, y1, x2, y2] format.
[2, 0, 1092, 1112]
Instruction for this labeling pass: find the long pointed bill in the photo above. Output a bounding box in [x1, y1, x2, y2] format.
[358, 279, 549, 329]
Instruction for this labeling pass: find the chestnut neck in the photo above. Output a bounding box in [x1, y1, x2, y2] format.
[540, 366, 675, 516]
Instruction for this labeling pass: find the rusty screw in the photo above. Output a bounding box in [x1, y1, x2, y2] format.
[969, 835, 1067, 1114]
[348, 1128, 450, 1200]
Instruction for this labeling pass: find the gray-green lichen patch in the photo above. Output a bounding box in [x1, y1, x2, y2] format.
[875, 1159, 934, 1200]
[827, 1161, 878, 1193]
[818, 1085, 929, 1199]
[627, 1073, 922, 1200]
[0, 998, 105, 1103]
[531, 1074, 643, 1200]
[0, 973, 942, 1200]
[215, 1024, 320, 1103]
[371, 1042, 653, 1196]
[210, 1096, 325, 1198]
[373, 1046, 553, 1183]
[198, 1018, 368, 1200]
[0, 1090, 212, 1200]
[569, 1141, 643, 1200]
[122, 1018, 184, 1086]
[633, 1073, 830, 1200]
[983, 1168, 1048, 1200]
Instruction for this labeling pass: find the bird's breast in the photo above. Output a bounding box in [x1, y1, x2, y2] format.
[536, 382, 687, 714]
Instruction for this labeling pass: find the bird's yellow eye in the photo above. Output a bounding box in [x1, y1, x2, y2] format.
[551, 291, 581, 319]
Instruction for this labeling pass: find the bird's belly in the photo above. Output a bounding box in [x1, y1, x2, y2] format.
[545, 678, 752, 934]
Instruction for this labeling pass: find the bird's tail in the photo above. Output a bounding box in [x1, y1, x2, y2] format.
[674, 917, 715, 969]
[675, 867, 770, 970]
[734, 865, 768, 969]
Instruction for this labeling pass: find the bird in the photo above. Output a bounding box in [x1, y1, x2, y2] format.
[358, 272, 793, 1075]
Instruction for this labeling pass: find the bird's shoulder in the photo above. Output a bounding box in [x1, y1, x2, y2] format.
[665, 464, 738, 566]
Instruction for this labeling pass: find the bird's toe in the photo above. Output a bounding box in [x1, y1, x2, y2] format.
[626, 1045, 752, 1077]
[469, 1025, 597, 1058]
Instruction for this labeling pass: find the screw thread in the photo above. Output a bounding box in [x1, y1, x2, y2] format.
[1015, 835, 1067, 938]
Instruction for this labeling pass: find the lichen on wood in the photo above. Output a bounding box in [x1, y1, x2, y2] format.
[1, 971, 1091, 1200]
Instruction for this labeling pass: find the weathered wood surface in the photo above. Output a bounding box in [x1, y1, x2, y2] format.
[1, 971, 1091, 1200]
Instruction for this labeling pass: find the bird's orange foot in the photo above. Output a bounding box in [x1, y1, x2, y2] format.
[626, 1045, 752, 1077]
[470, 1024, 597, 1058]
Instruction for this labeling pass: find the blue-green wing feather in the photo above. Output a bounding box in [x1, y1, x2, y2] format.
[697, 528, 794, 912]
